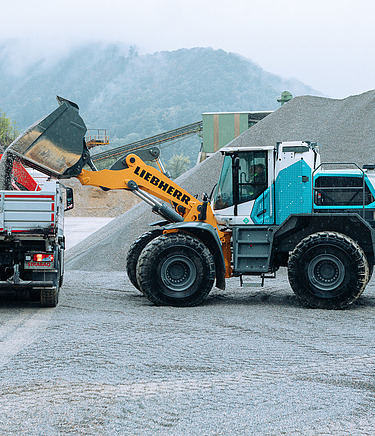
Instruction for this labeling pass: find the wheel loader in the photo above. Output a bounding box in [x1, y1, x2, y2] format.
[6, 97, 375, 309]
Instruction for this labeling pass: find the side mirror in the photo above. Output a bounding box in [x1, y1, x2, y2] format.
[65, 187, 74, 211]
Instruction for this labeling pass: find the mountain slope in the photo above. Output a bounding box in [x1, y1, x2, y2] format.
[0, 42, 319, 133]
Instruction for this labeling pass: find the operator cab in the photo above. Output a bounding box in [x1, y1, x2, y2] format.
[212, 146, 275, 226]
[212, 142, 322, 226]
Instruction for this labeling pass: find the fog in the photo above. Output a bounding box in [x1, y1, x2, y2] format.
[1, 0, 375, 97]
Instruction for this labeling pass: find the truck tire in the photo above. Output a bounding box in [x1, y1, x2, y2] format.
[366, 262, 374, 285]
[40, 287, 59, 307]
[126, 229, 163, 292]
[288, 232, 369, 309]
[136, 233, 215, 306]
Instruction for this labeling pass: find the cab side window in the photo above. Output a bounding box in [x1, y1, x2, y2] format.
[239, 151, 268, 204]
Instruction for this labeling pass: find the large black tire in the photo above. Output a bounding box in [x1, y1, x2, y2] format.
[366, 262, 374, 285]
[136, 233, 215, 307]
[126, 229, 163, 291]
[40, 287, 59, 307]
[288, 232, 369, 309]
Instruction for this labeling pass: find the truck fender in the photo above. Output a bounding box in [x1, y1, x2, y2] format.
[162, 221, 226, 290]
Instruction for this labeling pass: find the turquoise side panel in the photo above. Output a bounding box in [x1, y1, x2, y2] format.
[275, 160, 313, 224]
[251, 186, 274, 225]
[312, 173, 375, 211]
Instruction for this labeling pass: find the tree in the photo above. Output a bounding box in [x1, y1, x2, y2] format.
[0, 111, 18, 151]
[167, 154, 191, 179]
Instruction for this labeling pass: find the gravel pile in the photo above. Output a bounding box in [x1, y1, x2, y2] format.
[63, 178, 140, 217]
[232, 90, 375, 166]
[66, 91, 375, 271]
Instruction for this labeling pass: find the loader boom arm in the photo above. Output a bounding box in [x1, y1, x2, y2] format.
[77, 153, 218, 226]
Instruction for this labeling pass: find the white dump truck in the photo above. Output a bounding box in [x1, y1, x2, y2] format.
[0, 176, 73, 306]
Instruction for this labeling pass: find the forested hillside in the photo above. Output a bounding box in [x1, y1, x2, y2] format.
[0, 42, 319, 166]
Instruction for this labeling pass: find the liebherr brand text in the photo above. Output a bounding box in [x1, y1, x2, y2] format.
[133, 166, 191, 205]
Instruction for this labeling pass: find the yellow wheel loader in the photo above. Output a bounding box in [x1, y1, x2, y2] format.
[6, 97, 375, 309]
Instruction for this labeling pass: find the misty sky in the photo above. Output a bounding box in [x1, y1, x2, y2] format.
[1, 0, 374, 98]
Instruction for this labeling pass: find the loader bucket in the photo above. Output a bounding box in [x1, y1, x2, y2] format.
[7, 96, 91, 178]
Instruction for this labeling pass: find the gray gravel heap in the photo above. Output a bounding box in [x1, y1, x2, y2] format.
[66, 90, 375, 271]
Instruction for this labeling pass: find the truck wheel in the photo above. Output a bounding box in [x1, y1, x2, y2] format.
[366, 262, 374, 285]
[288, 232, 369, 309]
[136, 233, 215, 306]
[126, 229, 163, 291]
[40, 287, 59, 307]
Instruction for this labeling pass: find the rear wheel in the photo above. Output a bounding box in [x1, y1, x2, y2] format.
[288, 232, 369, 309]
[40, 287, 59, 307]
[136, 233, 215, 306]
[366, 262, 374, 285]
[126, 229, 163, 291]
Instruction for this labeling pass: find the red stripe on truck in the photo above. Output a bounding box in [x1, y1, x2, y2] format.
[4, 195, 55, 199]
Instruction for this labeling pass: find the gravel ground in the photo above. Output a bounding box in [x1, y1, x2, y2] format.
[0, 269, 374, 435]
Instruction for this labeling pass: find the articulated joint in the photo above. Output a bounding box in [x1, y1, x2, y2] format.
[127, 180, 138, 191]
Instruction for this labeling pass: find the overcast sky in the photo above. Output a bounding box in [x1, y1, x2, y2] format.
[1, 0, 374, 98]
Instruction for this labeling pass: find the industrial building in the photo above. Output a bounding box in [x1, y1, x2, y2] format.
[198, 111, 272, 163]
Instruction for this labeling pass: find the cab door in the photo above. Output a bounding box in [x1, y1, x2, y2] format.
[212, 148, 275, 225]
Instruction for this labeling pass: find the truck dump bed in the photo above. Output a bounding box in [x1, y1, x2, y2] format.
[0, 181, 58, 233]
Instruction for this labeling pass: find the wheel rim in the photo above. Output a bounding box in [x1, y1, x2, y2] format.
[307, 254, 345, 292]
[160, 255, 197, 292]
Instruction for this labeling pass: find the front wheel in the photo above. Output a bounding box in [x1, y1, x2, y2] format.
[288, 232, 369, 309]
[136, 233, 215, 307]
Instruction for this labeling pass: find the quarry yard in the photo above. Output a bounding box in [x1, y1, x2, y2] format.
[0, 218, 374, 435]
[1, 91, 375, 434]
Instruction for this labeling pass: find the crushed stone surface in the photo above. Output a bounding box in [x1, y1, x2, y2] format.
[63, 178, 140, 217]
[0, 270, 374, 434]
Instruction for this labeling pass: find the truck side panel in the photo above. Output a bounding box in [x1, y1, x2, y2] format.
[0, 189, 56, 232]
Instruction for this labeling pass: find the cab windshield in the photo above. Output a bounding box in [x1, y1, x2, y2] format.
[213, 151, 267, 210]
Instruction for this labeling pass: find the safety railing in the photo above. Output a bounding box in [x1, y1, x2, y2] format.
[312, 162, 367, 218]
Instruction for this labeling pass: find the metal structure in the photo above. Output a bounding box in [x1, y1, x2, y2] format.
[277, 91, 293, 106]
[91, 121, 203, 164]
[86, 129, 110, 149]
[199, 111, 272, 162]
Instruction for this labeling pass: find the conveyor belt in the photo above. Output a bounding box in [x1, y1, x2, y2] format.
[91, 121, 202, 163]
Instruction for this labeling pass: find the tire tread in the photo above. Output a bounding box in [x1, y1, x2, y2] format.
[137, 233, 215, 306]
[288, 231, 369, 309]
